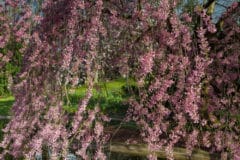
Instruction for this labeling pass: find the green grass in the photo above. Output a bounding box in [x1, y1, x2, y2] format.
[0, 96, 14, 156]
[63, 78, 135, 114]
[0, 79, 136, 159]
[0, 96, 14, 115]
[0, 78, 136, 119]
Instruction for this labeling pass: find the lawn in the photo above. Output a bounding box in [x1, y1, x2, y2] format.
[63, 78, 135, 115]
[0, 96, 14, 116]
[0, 78, 135, 114]
[0, 78, 142, 159]
[0, 78, 137, 140]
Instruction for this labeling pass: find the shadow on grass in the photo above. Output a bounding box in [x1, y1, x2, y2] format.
[0, 99, 14, 116]
[0, 96, 14, 148]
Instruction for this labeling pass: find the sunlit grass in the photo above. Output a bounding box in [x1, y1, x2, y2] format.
[0, 78, 136, 147]
[63, 78, 135, 114]
[0, 96, 14, 115]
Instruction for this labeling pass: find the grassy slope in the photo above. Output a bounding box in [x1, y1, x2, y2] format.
[63, 78, 135, 114]
[0, 78, 135, 134]
[0, 96, 14, 116]
[0, 78, 135, 114]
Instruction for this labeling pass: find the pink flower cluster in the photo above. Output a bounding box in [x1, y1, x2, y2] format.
[1, 0, 239, 160]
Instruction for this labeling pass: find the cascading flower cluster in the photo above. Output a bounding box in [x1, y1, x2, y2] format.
[0, 0, 239, 160]
[0, 0, 34, 67]
[125, 1, 239, 160]
[1, 0, 109, 159]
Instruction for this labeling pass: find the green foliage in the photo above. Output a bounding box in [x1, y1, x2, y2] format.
[0, 41, 23, 96]
[63, 79, 136, 115]
[0, 96, 14, 115]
